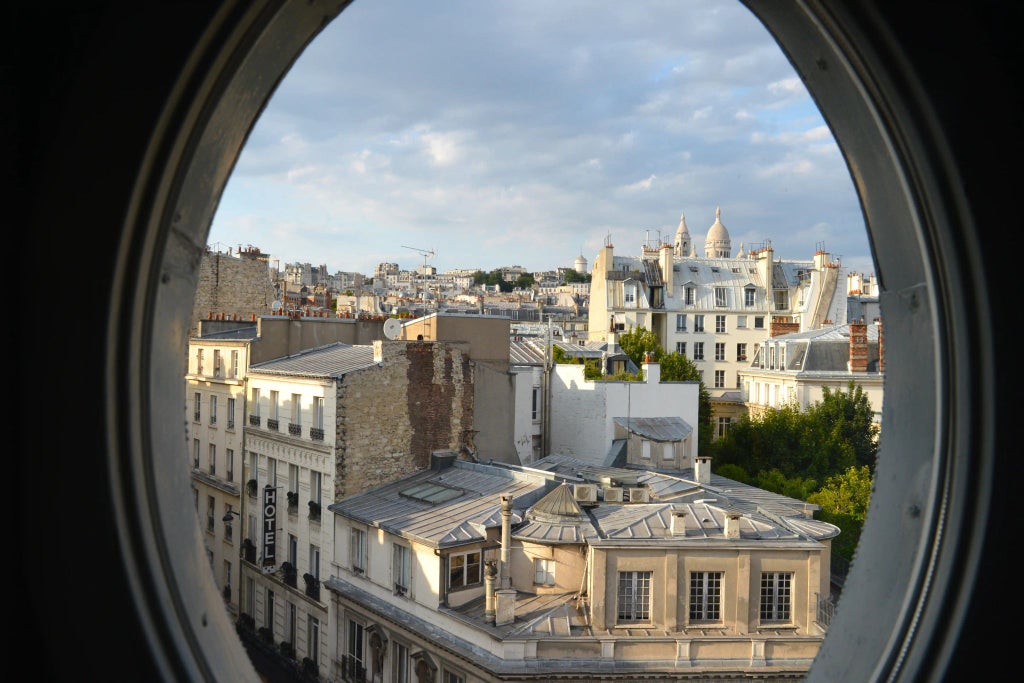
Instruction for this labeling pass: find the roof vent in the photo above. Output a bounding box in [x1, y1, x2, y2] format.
[573, 484, 597, 503]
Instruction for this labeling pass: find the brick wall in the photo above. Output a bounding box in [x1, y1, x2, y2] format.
[333, 341, 474, 500]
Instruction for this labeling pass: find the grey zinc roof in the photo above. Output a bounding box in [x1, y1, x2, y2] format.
[329, 462, 552, 549]
[248, 342, 376, 378]
[763, 323, 882, 373]
[613, 416, 693, 442]
[512, 483, 595, 544]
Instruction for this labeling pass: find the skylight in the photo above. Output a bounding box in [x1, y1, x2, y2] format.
[399, 481, 462, 504]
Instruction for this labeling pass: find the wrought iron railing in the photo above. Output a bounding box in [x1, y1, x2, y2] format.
[249, 414, 261, 427]
[309, 427, 324, 441]
[288, 423, 301, 436]
[267, 418, 279, 431]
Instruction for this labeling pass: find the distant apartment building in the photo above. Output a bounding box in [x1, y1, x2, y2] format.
[588, 209, 849, 428]
[326, 453, 838, 681]
[740, 319, 885, 426]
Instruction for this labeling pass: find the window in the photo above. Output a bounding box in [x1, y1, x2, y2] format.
[226, 448, 234, 481]
[288, 464, 299, 496]
[311, 470, 322, 506]
[196, 348, 204, 374]
[252, 388, 260, 418]
[444, 673, 465, 683]
[676, 341, 686, 356]
[231, 349, 239, 378]
[224, 503, 234, 541]
[685, 286, 694, 305]
[689, 571, 722, 621]
[268, 457, 277, 488]
[288, 534, 297, 567]
[213, 349, 222, 376]
[448, 550, 481, 589]
[307, 616, 319, 669]
[715, 342, 726, 361]
[351, 528, 366, 574]
[193, 392, 201, 422]
[193, 439, 200, 469]
[641, 440, 651, 459]
[617, 571, 652, 622]
[737, 315, 747, 329]
[346, 620, 365, 680]
[745, 287, 756, 307]
[309, 544, 320, 580]
[266, 589, 275, 630]
[754, 316, 765, 329]
[208, 444, 216, 476]
[209, 396, 217, 425]
[206, 496, 215, 532]
[314, 396, 324, 430]
[270, 390, 279, 421]
[227, 397, 235, 429]
[717, 417, 732, 438]
[393, 544, 411, 596]
[774, 290, 789, 310]
[694, 314, 705, 332]
[290, 392, 301, 435]
[249, 452, 258, 483]
[394, 641, 410, 683]
[693, 342, 704, 360]
[675, 314, 687, 331]
[715, 315, 726, 333]
[714, 287, 727, 307]
[531, 386, 540, 421]
[662, 442, 674, 460]
[624, 290, 634, 303]
[737, 343, 747, 361]
[760, 571, 793, 622]
[714, 370, 725, 388]
[534, 558, 555, 586]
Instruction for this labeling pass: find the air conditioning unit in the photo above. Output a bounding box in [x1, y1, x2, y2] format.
[603, 487, 624, 503]
[628, 487, 650, 503]
[573, 484, 597, 503]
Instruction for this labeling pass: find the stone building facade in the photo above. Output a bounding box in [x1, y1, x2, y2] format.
[190, 247, 277, 336]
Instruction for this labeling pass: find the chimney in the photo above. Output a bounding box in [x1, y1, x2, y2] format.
[849, 320, 868, 372]
[724, 511, 742, 539]
[500, 495, 513, 589]
[694, 456, 712, 484]
[483, 560, 498, 624]
[670, 507, 688, 536]
[643, 354, 660, 383]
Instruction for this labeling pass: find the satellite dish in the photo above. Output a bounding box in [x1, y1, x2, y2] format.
[272, 300, 282, 310]
[383, 317, 402, 340]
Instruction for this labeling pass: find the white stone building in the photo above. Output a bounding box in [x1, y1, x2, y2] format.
[588, 209, 849, 405]
[325, 453, 838, 681]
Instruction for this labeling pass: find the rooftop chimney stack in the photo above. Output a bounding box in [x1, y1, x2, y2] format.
[670, 507, 688, 536]
[724, 511, 742, 539]
[694, 456, 712, 485]
[849, 320, 868, 372]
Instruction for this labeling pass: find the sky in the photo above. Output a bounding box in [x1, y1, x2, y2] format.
[208, 0, 876, 279]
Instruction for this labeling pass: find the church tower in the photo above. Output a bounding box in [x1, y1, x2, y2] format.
[704, 207, 732, 258]
[673, 213, 692, 257]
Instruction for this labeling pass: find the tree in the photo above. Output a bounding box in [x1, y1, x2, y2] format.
[616, 326, 661, 368]
[564, 270, 591, 284]
[659, 351, 714, 452]
[514, 273, 535, 289]
[807, 382, 880, 473]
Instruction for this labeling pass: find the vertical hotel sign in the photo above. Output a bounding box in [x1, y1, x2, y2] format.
[262, 486, 277, 569]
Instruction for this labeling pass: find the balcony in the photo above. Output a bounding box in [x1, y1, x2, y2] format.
[340, 655, 367, 683]
[303, 573, 321, 601]
[281, 562, 297, 588]
[309, 427, 324, 441]
[249, 414, 261, 427]
[288, 423, 301, 436]
[267, 418, 279, 431]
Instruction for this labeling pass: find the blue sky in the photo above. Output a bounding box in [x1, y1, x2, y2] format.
[208, 0, 875, 279]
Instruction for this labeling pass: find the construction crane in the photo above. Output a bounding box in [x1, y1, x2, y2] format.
[402, 245, 436, 272]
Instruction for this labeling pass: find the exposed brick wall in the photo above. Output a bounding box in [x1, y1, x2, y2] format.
[333, 341, 474, 500]
[190, 251, 277, 337]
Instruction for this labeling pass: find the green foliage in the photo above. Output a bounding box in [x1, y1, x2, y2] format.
[616, 326, 662, 368]
[552, 346, 569, 364]
[815, 509, 864, 562]
[714, 463, 751, 483]
[808, 383, 880, 473]
[564, 269, 592, 283]
[807, 466, 873, 519]
[472, 269, 513, 292]
[514, 273, 536, 289]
